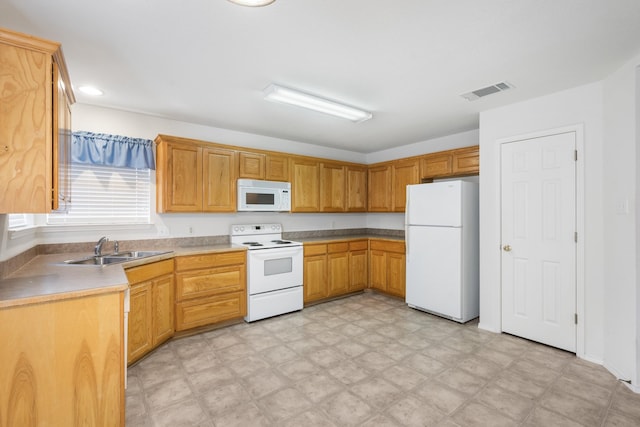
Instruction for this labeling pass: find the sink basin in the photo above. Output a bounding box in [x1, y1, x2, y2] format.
[62, 250, 172, 266]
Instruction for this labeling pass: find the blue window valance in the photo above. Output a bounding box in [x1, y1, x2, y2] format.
[71, 131, 156, 170]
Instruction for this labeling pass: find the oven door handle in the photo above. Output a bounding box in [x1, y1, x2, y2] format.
[249, 247, 303, 259]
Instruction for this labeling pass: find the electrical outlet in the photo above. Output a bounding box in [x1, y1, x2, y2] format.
[188, 226, 193, 234]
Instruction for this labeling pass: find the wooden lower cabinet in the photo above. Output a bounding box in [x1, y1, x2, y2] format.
[327, 242, 349, 297]
[349, 240, 368, 292]
[174, 251, 246, 331]
[126, 259, 174, 364]
[0, 291, 124, 425]
[303, 244, 328, 303]
[369, 239, 406, 298]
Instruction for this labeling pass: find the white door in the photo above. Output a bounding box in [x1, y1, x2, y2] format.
[501, 131, 576, 352]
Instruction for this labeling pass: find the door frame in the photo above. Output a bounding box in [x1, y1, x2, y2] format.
[498, 124, 585, 358]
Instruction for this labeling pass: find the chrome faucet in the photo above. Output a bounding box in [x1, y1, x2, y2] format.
[95, 236, 109, 256]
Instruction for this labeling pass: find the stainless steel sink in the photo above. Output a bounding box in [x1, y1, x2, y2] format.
[62, 250, 172, 266]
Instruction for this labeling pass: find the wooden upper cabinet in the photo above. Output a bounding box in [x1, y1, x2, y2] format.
[320, 162, 346, 212]
[367, 164, 392, 212]
[156, 139, 203, 212]
[203, 146, 236, 212]
[452, 145, 479, 175]
[392, 159, 420, 212]
[238, 151, 265, 179]
[0, 28, 75, 213]
[291, 157, 320, 212]
[421, 152, 453, 179]
[265, 153, 290, 181]
[346, 166, 367, 212]
[155, 135, 236, 213]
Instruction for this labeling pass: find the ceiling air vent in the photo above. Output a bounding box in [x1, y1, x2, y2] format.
[460, 81, 514, 101]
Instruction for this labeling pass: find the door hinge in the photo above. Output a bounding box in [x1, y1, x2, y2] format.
[574, 313, 578, 324]
[574, 232, 578, 243]
[574, 150, 578, 161]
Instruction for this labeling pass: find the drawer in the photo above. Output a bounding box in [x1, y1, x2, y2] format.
[175, 251, 245, 271]
[175, 291, 246, 331]
[176, 265, 245, 301]
[304, 243, 327, 256]
[126, 259, 173, 284]
[369, 239, 405, 253]
[328, 242, 349, 253]
[349, 240, 368, 251]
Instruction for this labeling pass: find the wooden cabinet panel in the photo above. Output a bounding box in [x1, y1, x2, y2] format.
[159, 141, 203, 212]
[174, 251, 246, 332]
[176, 266, 245, 300]
[0, 292, 124, 426]
[386, 252, 406, 297]
[291, 158, 320, 212]
[203, 147, 236, 212]
[369, 250, 387, 291]
[327, 251, 349, 297]
[153, 274, 175, 345]
[452, 145, 480, 175]
[304, 244, 328, 257]
[304, 254, 327, 303]
[129, 282, 153, 362]
[126, 259, 173, 283]
[392, 159, 420, 212]
[370, 239, 405, 253]
[368, 165, 392, 212]
[349, 248, 368, 292]
[239, 151, 265, 179]
[320, 162, 346, 212]
[265, 153, 289, 181]
[346, 166, 367, 212]
[0, 29, 74, 213]
[176, 291, 246, 331]
[421, 153, 453, 179]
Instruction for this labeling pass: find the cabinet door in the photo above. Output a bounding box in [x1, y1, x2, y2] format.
[327, 244, 349, 297]
[304, 254, 327, 303]
[128, 282, 153, 364]
[349, 249, 368, 292]
[239, 151, 265, 179]
[176, 291, 246, 331]
[452, 146, 479, 175]
[291, 158, 320, 212]
[161, 142, 203, 212]
[367, 165, 392, 212]
[320, 162, 346, 212]
[346, 166, 367, 212]
[369, 250, 387, 291]
[153, 274, 174, 346]
[421, 153, 452, 179]
[53, 61, 72, 212]
[203, 147, 237, 212]
[392, 159, 420, 212]
[386, 252, 406, 297]
[265, 154, 289, 181]
[0, 42, 50, 213]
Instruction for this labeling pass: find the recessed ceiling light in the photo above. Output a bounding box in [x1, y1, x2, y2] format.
[78, 86, 104, 96]
[264, 84, 373, 123]
[228, 0, 275, 6]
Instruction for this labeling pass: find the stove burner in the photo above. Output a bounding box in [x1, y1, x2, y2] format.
[271, 240, 292, 245]
[243, 241, 264, 247]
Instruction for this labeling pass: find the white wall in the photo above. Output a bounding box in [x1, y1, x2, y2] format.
[478, 82, 605, 363]
[602, 55, 639, 382]
[0, 104, 469, 260]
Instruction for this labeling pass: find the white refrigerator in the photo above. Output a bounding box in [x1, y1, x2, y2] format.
[405, 180, 479, 323]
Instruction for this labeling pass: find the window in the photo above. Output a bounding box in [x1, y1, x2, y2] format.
[8, 214, 30, 229]
[47, 163, 151, 225]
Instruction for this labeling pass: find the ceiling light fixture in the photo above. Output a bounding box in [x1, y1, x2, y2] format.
[78, 85, 104, 96]
[227, 0, 275, 7]
[263, 84, 373, 123]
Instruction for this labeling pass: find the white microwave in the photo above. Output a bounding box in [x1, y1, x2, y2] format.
[237, 179, 291, 212]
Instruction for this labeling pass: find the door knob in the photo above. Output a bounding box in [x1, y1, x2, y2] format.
[503, 245, 512, 252]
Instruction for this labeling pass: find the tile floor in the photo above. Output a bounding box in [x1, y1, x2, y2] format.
[126, 292, 640, 426]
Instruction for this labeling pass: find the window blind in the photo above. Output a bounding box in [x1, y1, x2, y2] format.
[7, 214, 29, 229]
[47, 163, 150, 225]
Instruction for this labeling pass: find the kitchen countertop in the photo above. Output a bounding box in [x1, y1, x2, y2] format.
[0, 236, 403, 309]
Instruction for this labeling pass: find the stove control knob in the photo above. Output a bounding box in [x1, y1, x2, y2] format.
[233, 226, 239, 232]
[240, 226, 245, 232]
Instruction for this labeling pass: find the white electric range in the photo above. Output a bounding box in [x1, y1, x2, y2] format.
[230, 224, 303, 322]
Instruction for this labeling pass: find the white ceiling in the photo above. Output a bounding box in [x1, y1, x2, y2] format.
[2, 0, 640, 153]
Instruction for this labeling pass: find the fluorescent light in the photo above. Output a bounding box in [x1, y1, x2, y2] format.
[263, 84, 373, 123]
[78, 86, 103, 96]
[228, 0, 275, 6]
